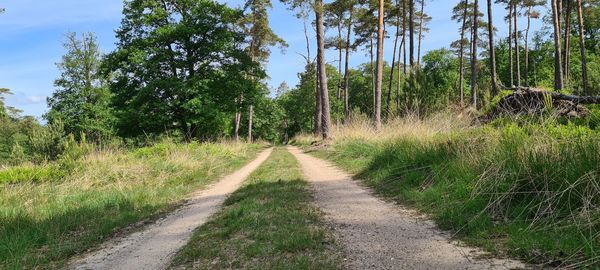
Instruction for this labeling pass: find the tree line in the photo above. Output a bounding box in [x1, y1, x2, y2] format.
[1, 0, 600, 147]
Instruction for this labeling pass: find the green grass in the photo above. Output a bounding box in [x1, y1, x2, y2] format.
[297, 122, 600, 268]
[0, 142, 262, 269]
[169, 147, 341, 270]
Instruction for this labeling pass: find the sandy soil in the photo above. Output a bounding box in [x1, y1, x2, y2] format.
[68, 148, 273, 270]
[288, 146, 525, 270]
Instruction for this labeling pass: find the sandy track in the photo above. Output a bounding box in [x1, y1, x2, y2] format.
[288, 146, 524, 270]
[68, 148, 273, 270]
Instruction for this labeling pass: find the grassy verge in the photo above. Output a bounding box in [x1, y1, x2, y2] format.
[0, 142, 262, 269]
[169, 147, 341, 270]
[294, 117, 600, 268]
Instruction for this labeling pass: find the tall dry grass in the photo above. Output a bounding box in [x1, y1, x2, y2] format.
[296, 112, 600, 267]
[0, 141, 261, 269]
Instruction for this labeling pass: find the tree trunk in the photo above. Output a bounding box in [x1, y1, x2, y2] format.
[234, 95, 242, 141]
[337, 22, 343, 100]
[563, 0, 572, 85]
[374, 0, 384, 130]
[387, 0, 401, 118]
[409, 0, 415, 67]
[508, 4, 514, 86]
[551, 0, 564, 90]
[343, 7, 353, 122]
[316, 0, 331, 139]
[458, 0, 468, 106]
[525, 6, 531, 87]
[398, 0, 407, 114]
[471, 0, 479, 108]
[417, 0, 425, 64]
[370, 36, 375, 113]
[487, 0, 498, 96]
[514, 4, 521, 87]
[314, 64, 322, 135]
[248, 105, 253, 142]
[576, 0, 589, 94]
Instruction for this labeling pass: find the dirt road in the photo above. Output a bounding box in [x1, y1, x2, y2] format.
[288, 146, 524, 270]
[69, 148, 273, 270]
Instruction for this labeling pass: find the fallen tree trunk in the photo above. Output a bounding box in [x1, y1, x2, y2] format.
[480, 86, 596, 122]
[505, 86, 600, 104]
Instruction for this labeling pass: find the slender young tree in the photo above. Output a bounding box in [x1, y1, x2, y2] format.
[551, 0, 564, 90]
[576, 0, 589, 94]
[409, 0, 415, 66]
[343, 4, 354, 121]
[452, 0, 470, 106]
[416, 0, 431, 64]
[240, 0, 287, 142]
[523, 0, 542, 86]
[471, 0, 479, 108]
[514, 3, 521, 87]
[487, 0, 499, 96]
[507, 1, 514, 86]
[563, 0, 573, 85]
[374, 0, 384, 130]
[387, 0, 402, 117]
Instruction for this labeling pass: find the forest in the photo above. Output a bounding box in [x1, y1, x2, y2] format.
[2, 0, 600, 269]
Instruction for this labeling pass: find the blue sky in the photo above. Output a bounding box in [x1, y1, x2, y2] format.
[0, 0, 544, 120]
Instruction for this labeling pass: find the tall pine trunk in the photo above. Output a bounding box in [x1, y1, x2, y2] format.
[458, 0, 468, 106]
[316, 0, 331, 139]
[563, 0, 572, 86]
[337, 22, 343, 100]
[314, 66, 322, 135]
[417, 0, 425, 64]
[374, 0, 384, 130]
[514, 4, 521, 87]
[409, 0, 415, 66]
[399, 0, 407, 114]
[576, 0, 589, 94]
[471, 0, 479, 108]
[508, 4, 514, 86]
[343, 8, 353, 122]
[551, 0, 564, 90]
[386, 0, 401, 118]
[525, 6, 531, 86]
[487, 0, 498, 96]
[370, 36, 375, 114]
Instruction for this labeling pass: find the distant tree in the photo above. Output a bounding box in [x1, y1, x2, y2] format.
[240, 0, 287, 142]
[275, 81, 290, 97]
[46, 33, 114, 141]
[105, 0, 261, 140]
[523, 0, 543, 87]
[0, 88, 11, 118]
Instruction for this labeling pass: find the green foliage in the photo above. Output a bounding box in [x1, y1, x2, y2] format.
[105, 0, 263, 140]
[46, 33, 115, 141]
